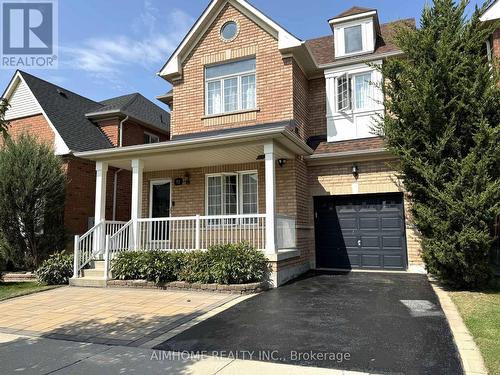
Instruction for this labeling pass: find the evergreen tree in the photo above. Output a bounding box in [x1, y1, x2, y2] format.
[0, 98, 8, 138]
[0, 134, 66, 269]
[377, 0, 500, 288]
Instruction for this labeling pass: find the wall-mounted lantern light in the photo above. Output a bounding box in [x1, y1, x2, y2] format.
[277, 159, 287, 168]
[352, 164, 359, 179]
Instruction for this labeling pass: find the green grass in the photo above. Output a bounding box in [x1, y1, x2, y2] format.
[0, 281, 60, 301]
[449, 279, 500, 375]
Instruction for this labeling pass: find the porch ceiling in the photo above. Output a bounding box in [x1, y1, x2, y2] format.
[74, 126, 312, 172]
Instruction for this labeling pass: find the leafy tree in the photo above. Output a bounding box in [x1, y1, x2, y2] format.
[0, 134, 66, 269]
[377, 0, 500, 288]
[0, 98, 9, 138]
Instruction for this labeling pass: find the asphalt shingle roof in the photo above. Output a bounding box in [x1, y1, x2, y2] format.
[18, 71, 170, 152]
[305, 18, 415, 66]
[19, 71, 112, 152]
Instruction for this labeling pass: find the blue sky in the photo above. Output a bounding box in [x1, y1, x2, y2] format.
[0, 0, 483, 110]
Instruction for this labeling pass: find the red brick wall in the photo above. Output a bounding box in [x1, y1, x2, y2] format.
[97, 118, 168, 147]
[97, 118, 120, 146]
[121, 121, 168, 146]
[493, 28, 500, 59]
[3, 114, 55, 145]
[293, 61, 309, 140]
[307, 77, 327, 138]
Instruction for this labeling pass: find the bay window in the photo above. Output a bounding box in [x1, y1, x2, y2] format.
[205, 58, 256, 115]
[206, 172, 258, 217]
[336, 71, 375, 112]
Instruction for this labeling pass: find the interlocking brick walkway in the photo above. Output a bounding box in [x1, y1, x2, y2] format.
[0, 287, 236, 347]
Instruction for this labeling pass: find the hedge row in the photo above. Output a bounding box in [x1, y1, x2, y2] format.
[111, 243, 269, 285]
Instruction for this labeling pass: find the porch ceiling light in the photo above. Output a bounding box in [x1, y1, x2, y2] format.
[277, 158, 287, 168]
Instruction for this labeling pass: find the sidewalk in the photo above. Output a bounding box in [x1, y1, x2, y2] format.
[0, 332, 372, 375]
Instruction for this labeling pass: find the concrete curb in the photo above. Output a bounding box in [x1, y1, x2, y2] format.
[428, 277, 488, 375]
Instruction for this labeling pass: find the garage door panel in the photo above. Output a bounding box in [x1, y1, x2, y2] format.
[315, 193, 407, 270]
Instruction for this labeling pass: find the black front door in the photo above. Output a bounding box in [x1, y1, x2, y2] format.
[151, 182, 171, 241]
[314, 193, 407, 270]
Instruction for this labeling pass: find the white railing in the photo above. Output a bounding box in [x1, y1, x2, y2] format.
[276, 214, 296, 250]
[73, 220, 126, 277]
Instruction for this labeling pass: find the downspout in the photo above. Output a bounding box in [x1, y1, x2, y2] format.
[118, 115, 129, 147]
[112, 169, 124, 221]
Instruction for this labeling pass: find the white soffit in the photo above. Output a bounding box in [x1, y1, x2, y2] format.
[158, 0, 302, 78]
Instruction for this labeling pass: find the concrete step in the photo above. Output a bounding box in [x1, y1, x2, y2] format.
[69, 277, 107, 288]
[81, 268, 105, 278]
[92, 260, 105, 270]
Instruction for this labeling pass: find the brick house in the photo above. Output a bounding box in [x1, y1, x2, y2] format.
[72, 0, 433, 287]
[1, 70, 170, 237]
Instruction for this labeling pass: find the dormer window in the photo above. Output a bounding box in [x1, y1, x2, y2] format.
[344, 25, 363, 53]
[329, 8, 379, 59]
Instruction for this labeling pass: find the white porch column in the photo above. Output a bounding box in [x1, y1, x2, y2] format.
[94, 161, 108, 224]
[131, 159, 144, 249]
[264, 142, 277, 254]
[94, 161, 108, 252]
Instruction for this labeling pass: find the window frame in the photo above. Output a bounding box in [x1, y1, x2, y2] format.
[144, 131, 160, 144]
[204, 171, 258, 217]
[204, 59, 257, 116]
[335, 70, 374, 113]
[344, 24, 363, 54]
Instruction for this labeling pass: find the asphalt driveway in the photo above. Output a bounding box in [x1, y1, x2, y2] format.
[156, 271, 463, 374]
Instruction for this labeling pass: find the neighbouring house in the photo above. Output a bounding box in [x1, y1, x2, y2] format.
[480, 0, 500, 272]
[1, 70, 170, 237]
[72, 0, 439, 287]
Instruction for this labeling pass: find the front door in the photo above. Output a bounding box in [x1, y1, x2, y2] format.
[150, 181, 171, 241]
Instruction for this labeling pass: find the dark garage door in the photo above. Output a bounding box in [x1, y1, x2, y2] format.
[314, 193, 407, 270]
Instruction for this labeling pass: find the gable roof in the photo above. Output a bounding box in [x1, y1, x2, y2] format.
[329, 6, 376, 21]
[89, 93, 170, 132]
[16, 71, 112, 152]
[306, 18, 414, 66]
[158, 0, 302, 79]
[2, 71, 170, 153]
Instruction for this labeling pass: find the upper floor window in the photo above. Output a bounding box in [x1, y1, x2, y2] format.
[144, 132, 160, 144]
[344, 25, 362, 54]
[205, 58, 256, 116]
[336, 71, 375, 112]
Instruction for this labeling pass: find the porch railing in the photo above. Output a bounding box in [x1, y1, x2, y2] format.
[72, 220, 126, 277]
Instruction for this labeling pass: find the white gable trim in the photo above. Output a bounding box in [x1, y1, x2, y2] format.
[3, 72, 71, 155]
[480, 0, 500, 21]
[158, 0, 302, 78]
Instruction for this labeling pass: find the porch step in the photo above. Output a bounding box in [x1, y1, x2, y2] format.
[91, 260, 105, 270]
[81, 268, 105, 278]
[69, 277, 107, 288]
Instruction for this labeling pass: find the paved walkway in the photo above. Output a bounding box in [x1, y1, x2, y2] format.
[0, 332, 369, 375]
[0, 287, 236, 347]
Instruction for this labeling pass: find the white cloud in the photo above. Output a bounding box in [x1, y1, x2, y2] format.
[62, 2, 193, 79]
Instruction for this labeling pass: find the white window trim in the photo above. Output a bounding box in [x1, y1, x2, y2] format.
[336, 71, 375, 113]
[333, 18, 375, 59]
[204, 63, 257, 116]
[205, 171, 258, 216]
[144, 131, 160, 144]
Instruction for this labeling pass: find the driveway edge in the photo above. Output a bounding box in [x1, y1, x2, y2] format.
[428, 276, 488, 375]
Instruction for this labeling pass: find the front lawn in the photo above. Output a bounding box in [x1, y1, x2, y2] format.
[449, 279, 500, 375]
[0, 281, 60, 301]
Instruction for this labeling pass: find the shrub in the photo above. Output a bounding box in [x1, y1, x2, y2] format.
[143, 251, 185, 283]
[206, 243, 269, 284]
[110, 243, 269, 285]
[178, 251, 213, 283]
[35, 251, 73, 285]
[111, 251, 148, 280]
